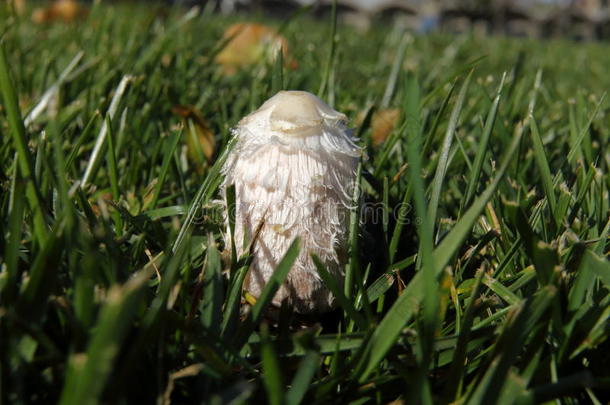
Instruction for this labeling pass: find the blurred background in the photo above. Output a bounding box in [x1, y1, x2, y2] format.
[10, 0, 610, 40]
[226, 0, 610, 40]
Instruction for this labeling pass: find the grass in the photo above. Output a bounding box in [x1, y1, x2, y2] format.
[1, 2, 610, 404]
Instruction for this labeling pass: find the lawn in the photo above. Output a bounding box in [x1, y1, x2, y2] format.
[1, 2, 609, 404]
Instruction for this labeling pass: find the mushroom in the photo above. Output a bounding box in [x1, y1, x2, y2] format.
[222, 91, 360, 313]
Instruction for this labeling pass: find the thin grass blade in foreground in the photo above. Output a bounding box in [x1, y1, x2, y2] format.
[15, 221, 65, 321]
[442, 270, 485, 402]
[233, 239, 300, 349]
[401, 74, 437, 403]
[59, 267, 153, 405]
[0, 43, 48, 246]
[313, 254, 367, 330]
[172, 137, 237, 253]
[2, 160, 26, 302]
[344, 162, 362, 302]
[285, 351, 320, 405]
[201, 235, 224, 337]
[260, 323, 284, 405]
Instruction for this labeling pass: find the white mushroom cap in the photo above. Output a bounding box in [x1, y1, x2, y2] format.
[240, 90, 348, 138]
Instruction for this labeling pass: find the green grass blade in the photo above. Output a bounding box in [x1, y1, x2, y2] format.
[403, 74, 434, 272]
[260, 323, 284, 405]
[24, 51, 84, 126]
[232, 239, 300, 349]
[582, 250, 610, 290]
[250, 238, 300, 324]
[429, 70, 472, 228]
[225, 183, 238, 266]
[221, 261, 249, 338]
[465, 286, 557, 405]
[0, 43, 48, 245]
[271, 48, 284, 94]
[312, 254, 367, 330]
[365, 272, 394, 304]
[381, 31, 409, 108]
[142, 205, 186, 220]
[344, 162, 362, 300]
[286, 350, 320, 405]
[442, 270, 485, 402]
[104, 115, 121, 230]
[403, 73, 437, 401]
[172, 136, 236, 253]
[519, 371, 594, 403]
[110, 245, 187, 389]
[317, 0, 337, 101]
[422, 79, 457, 156]
[566, 93, 605, 165]
[81, 75, 132, 188]
[507, 203, 557, 285]
[201, 235, 223, 337]
[65, 111, 100, 171]
[529, 116, 557, 217]
[388, 182, 412, 264]
[462, 72, 506, 209]
[482, 274, 520, 306]
[59, 267, 152, 405]
[2, 160, 25, 303]
[16, 221, 65, 321]
[150, 127, 182, 209]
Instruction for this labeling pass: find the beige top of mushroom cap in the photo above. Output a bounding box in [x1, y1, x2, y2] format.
[249, 90, 347, 136]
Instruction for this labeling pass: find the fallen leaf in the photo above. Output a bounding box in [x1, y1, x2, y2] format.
[215, 23, 296, 75]
[32, 0, 87, 24]
[357, 108, 401, 146]
[172, 105, 215, 170]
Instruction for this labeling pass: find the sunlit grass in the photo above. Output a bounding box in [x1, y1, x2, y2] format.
[1, 3, 609, 404]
